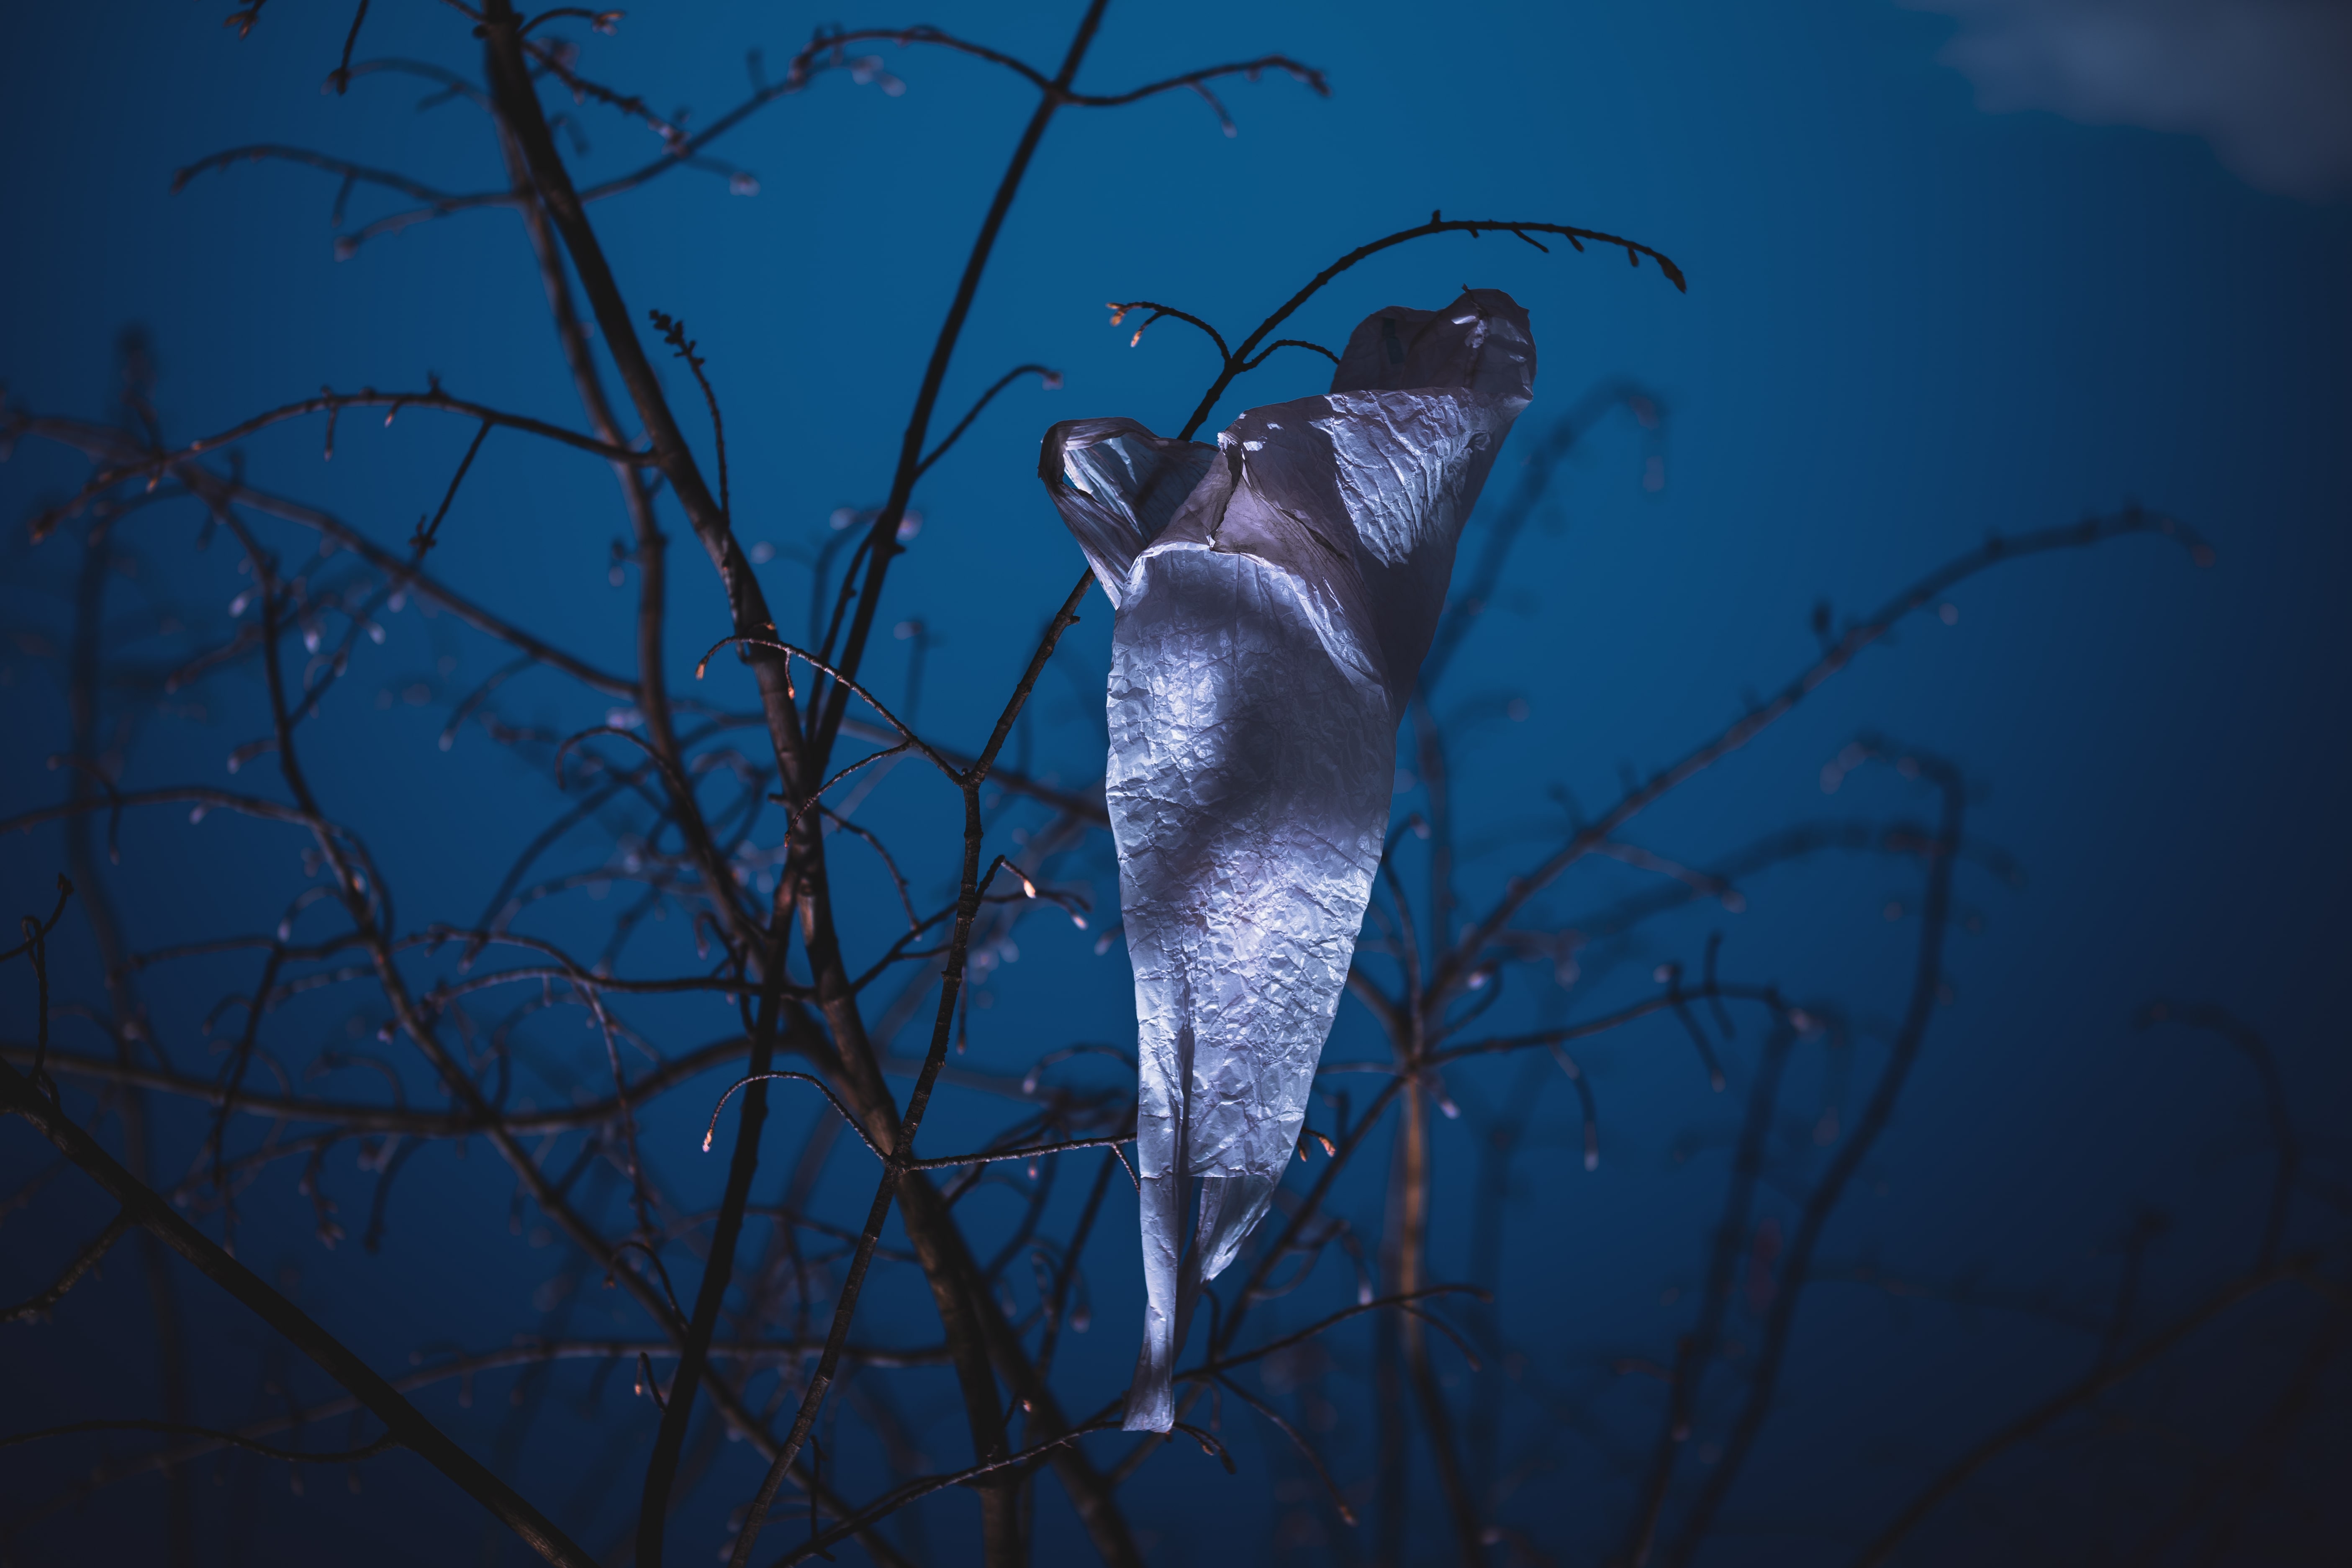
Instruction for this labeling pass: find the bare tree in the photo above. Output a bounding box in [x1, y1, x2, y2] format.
[3, 6, 2339, 1567]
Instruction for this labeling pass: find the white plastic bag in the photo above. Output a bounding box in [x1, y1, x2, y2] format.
[1038, 290, 1536, 1430]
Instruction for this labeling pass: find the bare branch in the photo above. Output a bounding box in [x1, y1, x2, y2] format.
[2, 1210, 133, 1324]
[0, 1057, 597, 1568]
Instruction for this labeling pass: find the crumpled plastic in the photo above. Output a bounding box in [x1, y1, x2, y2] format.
[1037, 290, 1536, 1431]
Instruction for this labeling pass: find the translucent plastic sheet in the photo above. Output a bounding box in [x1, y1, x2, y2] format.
[1038, 290, 1536, 1430]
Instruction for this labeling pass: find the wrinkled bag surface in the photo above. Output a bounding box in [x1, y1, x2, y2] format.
[1037, 290, 1536, 1430]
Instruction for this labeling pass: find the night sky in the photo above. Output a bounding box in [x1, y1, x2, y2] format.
[3, 3, 2348, 1565]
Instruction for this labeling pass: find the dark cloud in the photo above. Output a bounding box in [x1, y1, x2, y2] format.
[1912, 0, 2352, 199]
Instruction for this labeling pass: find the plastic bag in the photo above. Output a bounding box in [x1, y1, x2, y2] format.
[1038, 290, 1536, 1431]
